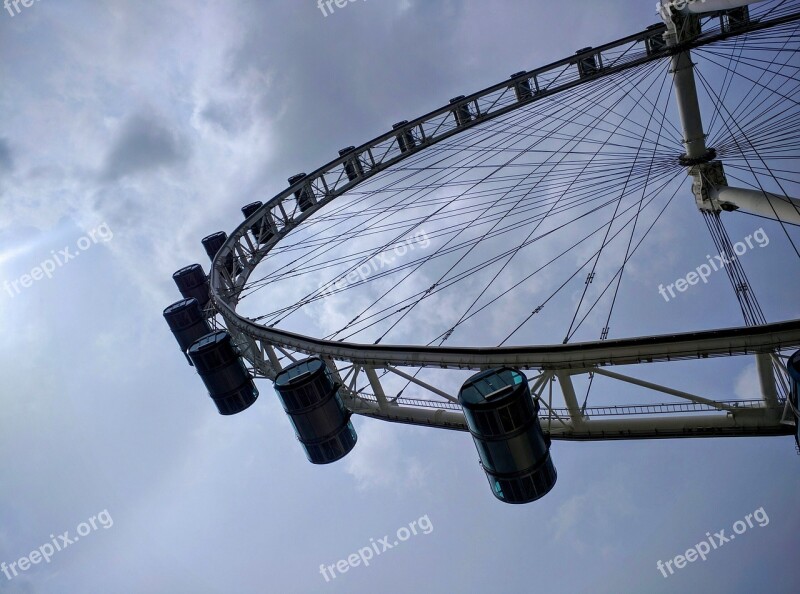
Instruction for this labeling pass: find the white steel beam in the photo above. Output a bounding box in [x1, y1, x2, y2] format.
[587, 367, 738, 412]
[364, 366, 390, 412]
[662, 0, 766, 15]
[384, 365, 459, 403]
[346, 396, 788, 439]
[231, 319, 800, 371]
[556, 371, 586, 427]
[756, 353, 780, 408]
[711, 186, 800, 225]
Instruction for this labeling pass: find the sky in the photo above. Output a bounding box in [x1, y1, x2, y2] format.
[1, 1, 799, 593]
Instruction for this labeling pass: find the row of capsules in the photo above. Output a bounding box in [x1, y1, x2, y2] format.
[160, 149, 558, 504]
[162, 199, 360, 465]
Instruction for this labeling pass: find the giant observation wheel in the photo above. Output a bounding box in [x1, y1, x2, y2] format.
[166, 0, 800, 504]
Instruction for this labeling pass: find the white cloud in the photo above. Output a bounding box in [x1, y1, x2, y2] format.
[345, 420, 429, 492]
[734, 362, 760, 400]
[550, 480, 636, 553]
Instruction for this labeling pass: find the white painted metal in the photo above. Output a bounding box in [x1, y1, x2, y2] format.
[588, 367, 741, 412]
[661, 0, 765, 15]
[202, 8, 800, 441]
[555, 372, 586, 427]
[662, 4, 708, 160]
[757, 353, 780, 408]
[711, 186, 800, 225]
[346, 379, 787, 439]
[214, 302, 800, 369]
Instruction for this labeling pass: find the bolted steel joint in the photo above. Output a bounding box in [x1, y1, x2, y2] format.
[689, 160, 730, 212]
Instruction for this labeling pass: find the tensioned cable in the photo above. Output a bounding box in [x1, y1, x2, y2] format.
[256, 61, 672, 331]
[325, 61, 675, 342]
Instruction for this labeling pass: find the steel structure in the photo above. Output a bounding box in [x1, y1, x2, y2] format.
[178, 0, 800, 447]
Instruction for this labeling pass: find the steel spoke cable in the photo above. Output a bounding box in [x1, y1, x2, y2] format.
[264, 63, 666, 328]
[437, 60, 677, 349]
[695, 67, 800, 258]
[333, 170, 684, 342]
[251, 165, 684, 314]
[256, 73, 627, 322]
[496, 171, 686, 346]
[359, 62, 670, 344]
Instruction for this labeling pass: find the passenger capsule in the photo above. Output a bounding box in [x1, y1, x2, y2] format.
[575, 47, 598, 78]
[645, 24, 667, 56]
[201, 231, 238, 274]
[458, 367, 557, 504]
[723, 7, 750, 32]
[172, 264, 210, 308]
[288, 173, 315, 212]
[273, 357, 358, 465]
[509, 71, 533, 102]
[163, 298, 212, 366]
[242, 201, 274, 244]
[187, 330, 259, 415]
[339, 146, 365, 182]
[392, 121, 416, 154]
[449, 96, 472, 127]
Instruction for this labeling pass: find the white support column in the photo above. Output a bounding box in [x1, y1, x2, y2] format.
[756, 353, 780, 408]
[364, 366, 390, 413]
[556, 371, 586, 428]
[662, 7, 709, 161]
[711, 186, 800, 226]
[672, 53, 708, 161]
[265, 344, 282, 372]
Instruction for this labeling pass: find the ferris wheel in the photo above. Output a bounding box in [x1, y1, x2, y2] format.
[165, 0, 800, 504]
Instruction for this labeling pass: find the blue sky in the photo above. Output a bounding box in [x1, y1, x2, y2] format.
[1, 1, 799, 593]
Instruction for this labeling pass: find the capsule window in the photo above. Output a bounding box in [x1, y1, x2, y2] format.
[497, 404, 516, 433]
[493, 479, 504, 499]
[501, 399, 532, 432]
[322, 438, 341, 462]
[203, 349, 225, 370]
[474, 409, 501, 436]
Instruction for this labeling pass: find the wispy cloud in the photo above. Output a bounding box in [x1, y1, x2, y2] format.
[345, 421, 429, 492]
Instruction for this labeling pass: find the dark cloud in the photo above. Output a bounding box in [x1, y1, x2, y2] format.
[0, 137, 14, 175]
[100, 110, 190, 181]
[200, 100, 249, 135]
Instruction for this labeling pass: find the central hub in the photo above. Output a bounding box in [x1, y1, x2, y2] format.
[679, 147, 717, 167]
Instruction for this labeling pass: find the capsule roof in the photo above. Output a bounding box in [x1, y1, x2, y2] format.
[173, 263, 204, 279]
[242, 201, 263, 217]
[163, 298, 198, 317]
[458, 368, 527, 408]
[275, 358, 326, 388]
[187, 330, 231, 355]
